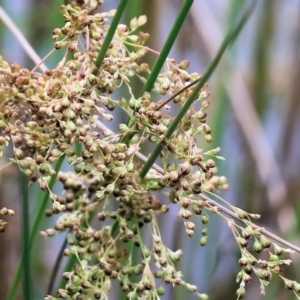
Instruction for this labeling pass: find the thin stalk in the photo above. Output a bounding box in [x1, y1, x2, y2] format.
[7, 155, 65, 300]
[95, 0, 128, 69]
[21, 173, 31, 300]
[140, 1, 256, 179]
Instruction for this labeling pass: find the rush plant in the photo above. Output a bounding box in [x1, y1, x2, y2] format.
[1, 1, 300, 299]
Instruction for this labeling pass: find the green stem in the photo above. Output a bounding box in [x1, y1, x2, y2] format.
[21, 173, 31, 300]
[7, 155, 65, 300]
[122, 0, 194, 143]
[95, 0, 128, 69]
[141, 0, 193, 95]
[75, 141, 82, 157]
[140, 1, 256, 179]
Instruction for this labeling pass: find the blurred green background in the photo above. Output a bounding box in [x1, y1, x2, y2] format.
[1, 1, 300, 299]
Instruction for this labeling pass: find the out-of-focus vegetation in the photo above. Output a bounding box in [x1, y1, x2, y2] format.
[1, 1, 300, 299]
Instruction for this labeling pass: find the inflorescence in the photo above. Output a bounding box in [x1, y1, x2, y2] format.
[0, 1, 299, 299]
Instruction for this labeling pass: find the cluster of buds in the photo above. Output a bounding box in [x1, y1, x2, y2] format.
[232, 223, 297, 298]
[0, 207, 14, 233]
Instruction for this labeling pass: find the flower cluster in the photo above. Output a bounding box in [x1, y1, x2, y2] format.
[1, 1, 299, 300]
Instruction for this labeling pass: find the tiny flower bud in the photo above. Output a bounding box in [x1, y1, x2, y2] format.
[201, 100, 210, 109]
[185, 221, 195, 230]
[239, 257, 247, 267]
[186, 284, 197, 293]
[118, 124, 129, 132]
[274, 244, 283, 256]
[169, 249, 182, 261]
[284, 279, 295, 290]
[186, 229, 194, 237]
[236, 287, 245, 298]
[199, 90, 210, 99]
[180, 161, 191, 175]
[178, 208, 192, 219]
[201, 215, 209, 224]
[205, 134, 212, 143]
[169, 171, 178, 182]
[269, 254, 279, 262]
[156, 286, 165, 295]
[157, 123, 167, 134]
[253, 241, 263, 253]
[237, 237, 248, 248]
[260, 236, 271, 248]
[7, 209, 15, 216]
[294, 283, 300, 293]
[46, 229, 56, 237]
[130, 17, 138, 30]
[179, 59, 189, 70]
[199, 236, 207, 246]
[0, 207, 8, 215]
[236, 271, 242, 283]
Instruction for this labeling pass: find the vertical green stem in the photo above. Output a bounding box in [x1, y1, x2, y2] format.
[141, 0, 193, 94]
[21, 173, 31, 300]
[7, 155, 65, 300]
[122, 0, 194, 143]
[75, 141, 82, 157]
[140, 1, 256, 179]
[95, 0, 128, 69]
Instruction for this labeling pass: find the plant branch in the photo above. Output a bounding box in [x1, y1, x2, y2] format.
[140, 1, 256, 179]
[155, 77, 200, 111]
[200, 194, 300, 254]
